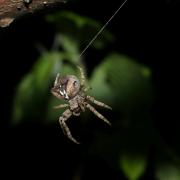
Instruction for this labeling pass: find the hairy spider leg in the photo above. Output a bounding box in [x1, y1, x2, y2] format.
[77, 65, 86, 86]
[59, 109, 80, 144]
[86, 95, 112, 110]
[53, 104, 69, 109]
[86, 103, 111, 126]
[77, 65, 92, 92]
[54, 73, 60, 86]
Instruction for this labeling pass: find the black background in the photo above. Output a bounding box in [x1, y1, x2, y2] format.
[0, 0, 180, 179]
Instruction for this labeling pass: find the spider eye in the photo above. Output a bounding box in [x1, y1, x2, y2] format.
[73, 81, 77, 86]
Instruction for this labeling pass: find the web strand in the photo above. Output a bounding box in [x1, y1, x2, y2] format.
[78, 0, 128, 58]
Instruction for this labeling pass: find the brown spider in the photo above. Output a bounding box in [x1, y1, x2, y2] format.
[51, 66, 112, 144]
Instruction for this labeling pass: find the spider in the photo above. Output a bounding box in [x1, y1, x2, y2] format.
[51, 66, 112, 144]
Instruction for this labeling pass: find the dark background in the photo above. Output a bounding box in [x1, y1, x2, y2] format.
[0, 0, 180, 179]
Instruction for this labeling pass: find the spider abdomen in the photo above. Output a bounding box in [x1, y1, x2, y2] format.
[69, 97, 79, 111]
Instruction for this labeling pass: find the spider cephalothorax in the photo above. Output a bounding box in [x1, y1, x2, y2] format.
[51, 75, 80, 100]
[51, 66, 112, 144]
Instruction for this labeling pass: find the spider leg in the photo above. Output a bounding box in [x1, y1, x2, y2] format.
[86, 103, 111, 126]
[86, 95, 112, 110]
[77, 65, 92, 93]
[78, 103, 85, 112]
[54, 73, 60, 86]
[53, 104, 69, 109]
[83, 86, 92, 92]
[59, 109, 80, 144]
[77, 65, 86, 87]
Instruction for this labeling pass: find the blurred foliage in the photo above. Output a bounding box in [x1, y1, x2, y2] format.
[156, 163, 180, 180]
[120, 152, 147, 180]
[88, 54, 153, 180]
[11, 10, 180, 180]
[47, 11, 115, 50]
[90, 54, 153, 111]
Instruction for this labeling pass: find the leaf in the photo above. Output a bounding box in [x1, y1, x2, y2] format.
[155, 142, 180, 180]
[90, 53, 153, 112]
[12, 51, 63, 124]
[56, 34, 80, 63]
[12, 50, 83, 125]
[156, 163, 180, 180]
[119, 152, 147, 180]
[89, 53, 153, 178]
[47, 11, 114, 50]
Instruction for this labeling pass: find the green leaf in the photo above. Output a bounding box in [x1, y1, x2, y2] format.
[12, 51, 63, 124]
[155, 142, 180, 180]
[119, 152, 147, 180]
[89, 53, 153, 178]
[56, 34, 80, 63]
[90, 53, 153, 112]
[47, 11, 114, 50]
[156, 163, 180, 180]
[12, 51, 83, 125]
